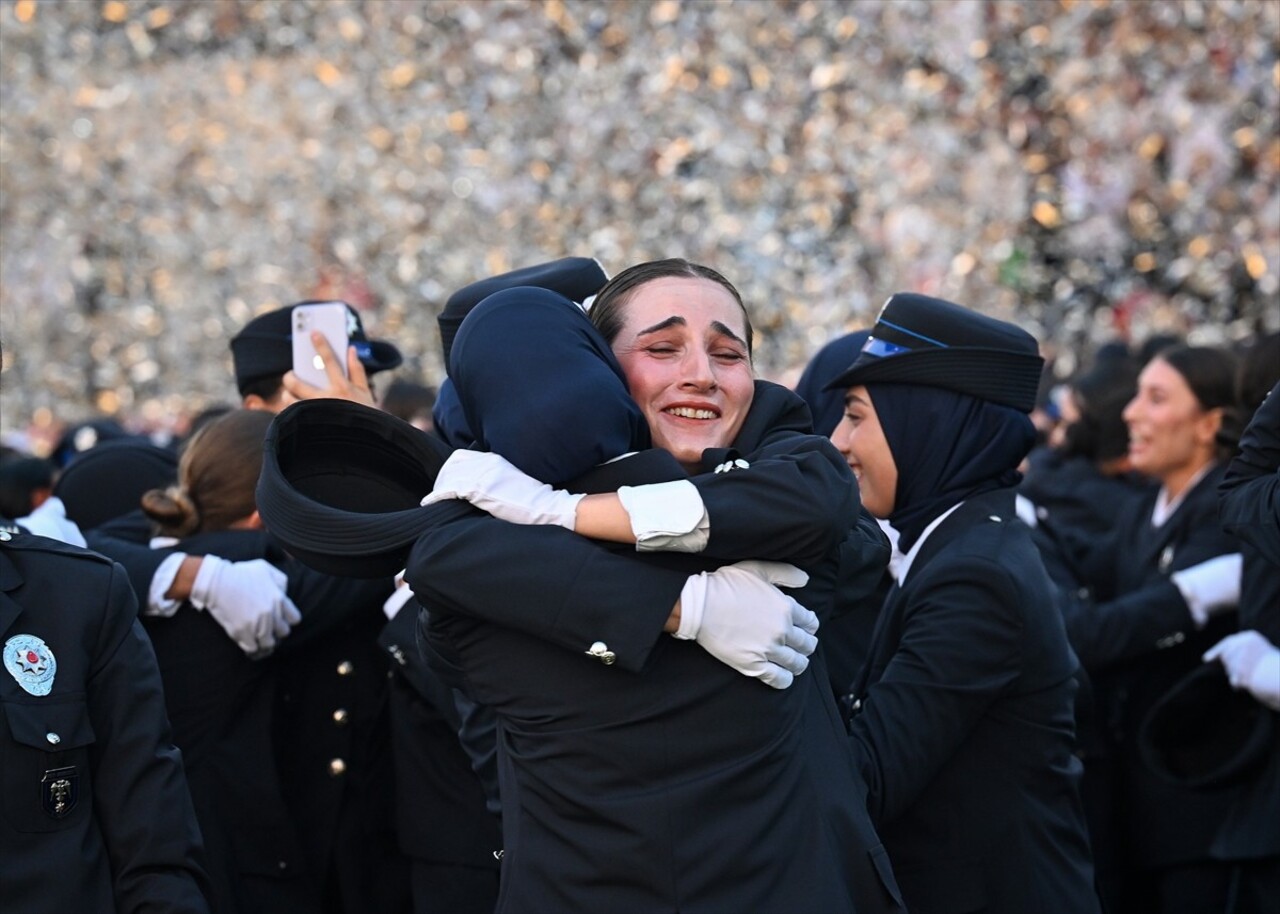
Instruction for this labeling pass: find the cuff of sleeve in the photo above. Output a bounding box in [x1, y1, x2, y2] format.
[146, 552, 188, 617]
[1246, 650, 1280, 712]
[618, 479, 710, 553]
[1170, 571, 1210, 628]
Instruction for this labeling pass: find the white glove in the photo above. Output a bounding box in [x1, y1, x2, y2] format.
[677, 560, 818, 689]
[1171, 553, 1243, 627]
[422, 449, 583, 529]
[617, 480, 709, 552]
[1204, 630, 1280, 711]
[190, 556, 302, 658]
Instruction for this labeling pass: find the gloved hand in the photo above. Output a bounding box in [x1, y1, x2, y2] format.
[190, 556, 302, 658]
[677, 560, 818, 689]
[1171, 553, 1242, 627]
[1204, 630, 1280, 711]
[422, 449, 583, 529]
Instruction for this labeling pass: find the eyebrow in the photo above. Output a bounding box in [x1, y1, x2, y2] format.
[844, 391, 869, 407]
[634, 316, 747, 349]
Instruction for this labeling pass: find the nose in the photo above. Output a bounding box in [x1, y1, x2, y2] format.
[830, 416, 852, 454]
[678, 347, 717, 391]
[1122, 395, 1139, 424]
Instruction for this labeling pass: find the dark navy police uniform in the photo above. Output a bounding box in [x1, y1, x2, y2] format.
[0, 521, 210, 914]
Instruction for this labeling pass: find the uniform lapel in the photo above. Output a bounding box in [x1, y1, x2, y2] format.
[0, 550, 25, 636]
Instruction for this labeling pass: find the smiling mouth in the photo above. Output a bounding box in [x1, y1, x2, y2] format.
[664, 407, 718, 420]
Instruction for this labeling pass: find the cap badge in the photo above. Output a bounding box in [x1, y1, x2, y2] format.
[5, 634, 57, 696]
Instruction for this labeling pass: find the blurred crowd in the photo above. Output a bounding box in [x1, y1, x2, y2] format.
[1, 0, 1278, 436]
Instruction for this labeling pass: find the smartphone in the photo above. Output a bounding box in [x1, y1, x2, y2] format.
[291, 301, 350, 387]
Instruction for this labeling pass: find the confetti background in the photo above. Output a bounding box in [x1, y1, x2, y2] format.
[2, 0, 1277, 446]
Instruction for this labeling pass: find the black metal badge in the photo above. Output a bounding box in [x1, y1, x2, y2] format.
[41, 766, 79, 818]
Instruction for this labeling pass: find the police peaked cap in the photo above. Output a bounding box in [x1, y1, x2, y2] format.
[438, 257, 608, 367]
[824, 292, 1044, 413]
[230, 301, 403, 390]
[256, 398, 451, 579]
[1138, 663, 1274, 790]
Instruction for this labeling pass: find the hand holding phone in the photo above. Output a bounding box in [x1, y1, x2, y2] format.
[291, 302, 350, 388]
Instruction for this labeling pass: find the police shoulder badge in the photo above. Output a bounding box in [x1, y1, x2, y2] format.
[5, 634, 57, 696]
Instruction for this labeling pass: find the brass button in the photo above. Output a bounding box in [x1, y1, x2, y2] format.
[336, 661, 354, 676]
[332, 708, 349, 726]
[329, 758, 347, 777]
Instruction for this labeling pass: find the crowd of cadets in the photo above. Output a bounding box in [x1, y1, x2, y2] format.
[1, 266, 1276, 914]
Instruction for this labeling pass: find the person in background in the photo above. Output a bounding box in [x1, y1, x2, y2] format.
[1052, 344, 1245, 914]
[135, 408, 316, 914]
[1199, 332, 1280, 913]
[89, 301, 414, 914]
[828, 292, 1100, 914]
[0, 453, 55, 521]
[793, 328, 894, 708]
[0, 519, 211, 914]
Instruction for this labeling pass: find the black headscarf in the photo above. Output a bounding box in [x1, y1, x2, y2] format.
[867, 383, 1036, 552]
[448, 286, 649, 486]
[794, 330, 870, 438]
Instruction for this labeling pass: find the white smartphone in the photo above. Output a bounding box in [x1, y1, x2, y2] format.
[291, 301, 350, 387]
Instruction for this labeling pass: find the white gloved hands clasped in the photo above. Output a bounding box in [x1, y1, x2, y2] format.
[1204, 630, 1280, 711]
[422, 449, 583, 530]
[1171, 553, 1242, 627]
[190, 556, 302, 658]
[677, 560, 818, 689]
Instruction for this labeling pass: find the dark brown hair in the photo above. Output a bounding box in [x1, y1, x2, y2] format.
[1156, 345, 1242, 461]
[142, 409, 273, 537]
[588, 258, 753, 357]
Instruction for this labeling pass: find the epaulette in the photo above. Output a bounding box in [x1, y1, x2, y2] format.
[0, 525, 115, 566]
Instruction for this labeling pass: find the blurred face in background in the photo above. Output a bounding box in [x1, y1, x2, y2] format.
[608, 276, 754, 471]
[831, 385, 898, 519]
[1123, 356, 1221, 495]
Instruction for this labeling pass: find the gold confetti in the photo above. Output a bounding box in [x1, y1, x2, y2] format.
[1032, 201, 1061, 228]
[1137, 134, 1164, 160]
[385, 62, 416, 89]
[446, 111, 469, 133]
[315, 61, 342, 87]
[1133, 252, 1157, 272]
[102, 1, 127, 23]
[1187, 236, 1211, 259]
[147, 7, 172, 29]
[15, 0, 36, 23]
[339, 17, 363, 42]
[1243, 245, 1268, 280]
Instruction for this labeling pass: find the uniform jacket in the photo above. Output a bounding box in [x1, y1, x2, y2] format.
[0, 525, 210, 914]
[90, 520, 411, 913]
[406, 382, 905, 914]
[139, 528, 318, 914]
[849, 489, 1100, 914]
[1057, 463, 1240, 868]
[1214, 385, 1280, 862]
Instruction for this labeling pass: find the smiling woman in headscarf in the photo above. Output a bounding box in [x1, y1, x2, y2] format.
[827, 293, 1101, 914]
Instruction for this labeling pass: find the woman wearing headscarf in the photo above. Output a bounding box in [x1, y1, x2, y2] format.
[826, 293, 1101, 914]
[1044, 345, 1246, 914]
[407, 262, 903, 914]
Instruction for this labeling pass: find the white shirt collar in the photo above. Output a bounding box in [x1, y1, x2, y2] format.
[893, 501, 964, 586]
[1151, 462, 1214, 528]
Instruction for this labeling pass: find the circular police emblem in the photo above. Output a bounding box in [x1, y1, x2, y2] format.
[5, 634, 57, 696]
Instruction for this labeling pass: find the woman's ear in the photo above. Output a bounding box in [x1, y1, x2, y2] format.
[231, 509, 265, 531]
[1195, 405, 1224, 448]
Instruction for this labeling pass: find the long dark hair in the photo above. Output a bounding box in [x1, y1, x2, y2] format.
[1157, 345, 1242, 461]
[588, 258, 754, 357]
